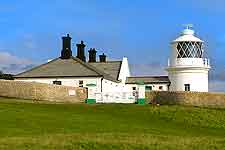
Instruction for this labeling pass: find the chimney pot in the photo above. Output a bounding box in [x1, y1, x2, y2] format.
[88, 48, 97, 62]
[99, 53, 106, 62]
[76, 40, 86, 62]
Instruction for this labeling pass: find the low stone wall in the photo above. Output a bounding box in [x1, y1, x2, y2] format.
[146, 91, 225, 108]
[0, 80, 87, 103]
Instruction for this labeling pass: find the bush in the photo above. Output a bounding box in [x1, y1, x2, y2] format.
[0, 74, 14, 80]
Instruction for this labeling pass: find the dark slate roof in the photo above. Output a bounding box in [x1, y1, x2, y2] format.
[126, 76, 170, 84]
[14, 57, 121, 82]
[88, 61, 121, 82]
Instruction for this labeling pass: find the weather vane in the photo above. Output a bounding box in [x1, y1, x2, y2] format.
[183, 24, 193, 29]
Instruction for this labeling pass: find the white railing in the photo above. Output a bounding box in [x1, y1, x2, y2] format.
[168, 58, 210, 68]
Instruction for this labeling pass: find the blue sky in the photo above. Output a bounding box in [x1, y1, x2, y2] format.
[0, 0, 225, 91]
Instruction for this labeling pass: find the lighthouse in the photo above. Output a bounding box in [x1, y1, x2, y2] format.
[166, 25, 210, 92]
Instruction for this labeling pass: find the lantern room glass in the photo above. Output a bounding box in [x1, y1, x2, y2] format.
[176, 42, 203, 58]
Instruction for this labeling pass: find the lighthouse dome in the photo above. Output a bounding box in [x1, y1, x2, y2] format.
[173, 28, 203, 43]
[169, 26, 210, 60]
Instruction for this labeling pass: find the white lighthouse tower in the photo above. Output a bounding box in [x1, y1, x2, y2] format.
[167, 25, 210, 92]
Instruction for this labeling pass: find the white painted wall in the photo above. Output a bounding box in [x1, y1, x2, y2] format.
[102, 79, 128, 93]
[168, 68, 209, 92]
[126, 83, 169, 92]
[15, 77, 131, 94]
[118, 57, 131, 83]
[15, 77, 102, 92]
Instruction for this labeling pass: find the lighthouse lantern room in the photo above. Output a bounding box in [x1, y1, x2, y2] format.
[167, 25, 210, 92]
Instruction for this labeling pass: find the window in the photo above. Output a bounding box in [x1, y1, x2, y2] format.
[177, 42, 203, 58]
[145, 86, 152, 91]
[79, 80, 83, 87]
[132, 87, 137, 96]
[184, 84, 190, 91]
[167, 85, 170, 91]
[53, 81, 61, 85]
[159, 86, 163, 90]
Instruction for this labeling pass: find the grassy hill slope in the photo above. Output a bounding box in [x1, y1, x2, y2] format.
[0, 97, 225, 149]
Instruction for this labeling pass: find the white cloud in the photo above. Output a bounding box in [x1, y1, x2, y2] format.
[209, 80, 225, 93]
[0, 51, 37, 74]
[130, 63, 167, 76]
[0, 51, 32, 65]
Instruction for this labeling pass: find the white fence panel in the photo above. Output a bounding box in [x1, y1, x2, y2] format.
[95, 92, 137, 104]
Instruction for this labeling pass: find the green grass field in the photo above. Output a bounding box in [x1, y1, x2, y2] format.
[0, 97, 225, 150]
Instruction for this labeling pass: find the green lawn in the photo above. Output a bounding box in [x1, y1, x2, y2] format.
[0, 97, 225, 150]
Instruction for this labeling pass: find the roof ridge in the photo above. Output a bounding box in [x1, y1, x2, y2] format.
[15, 57, 120, 83]
[128, 76, 168, 78]
[71, 57, 104, 75]
[14, 58, 60, 77]
[88, 61, 122, 63]
[71, 57, 119, 82]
